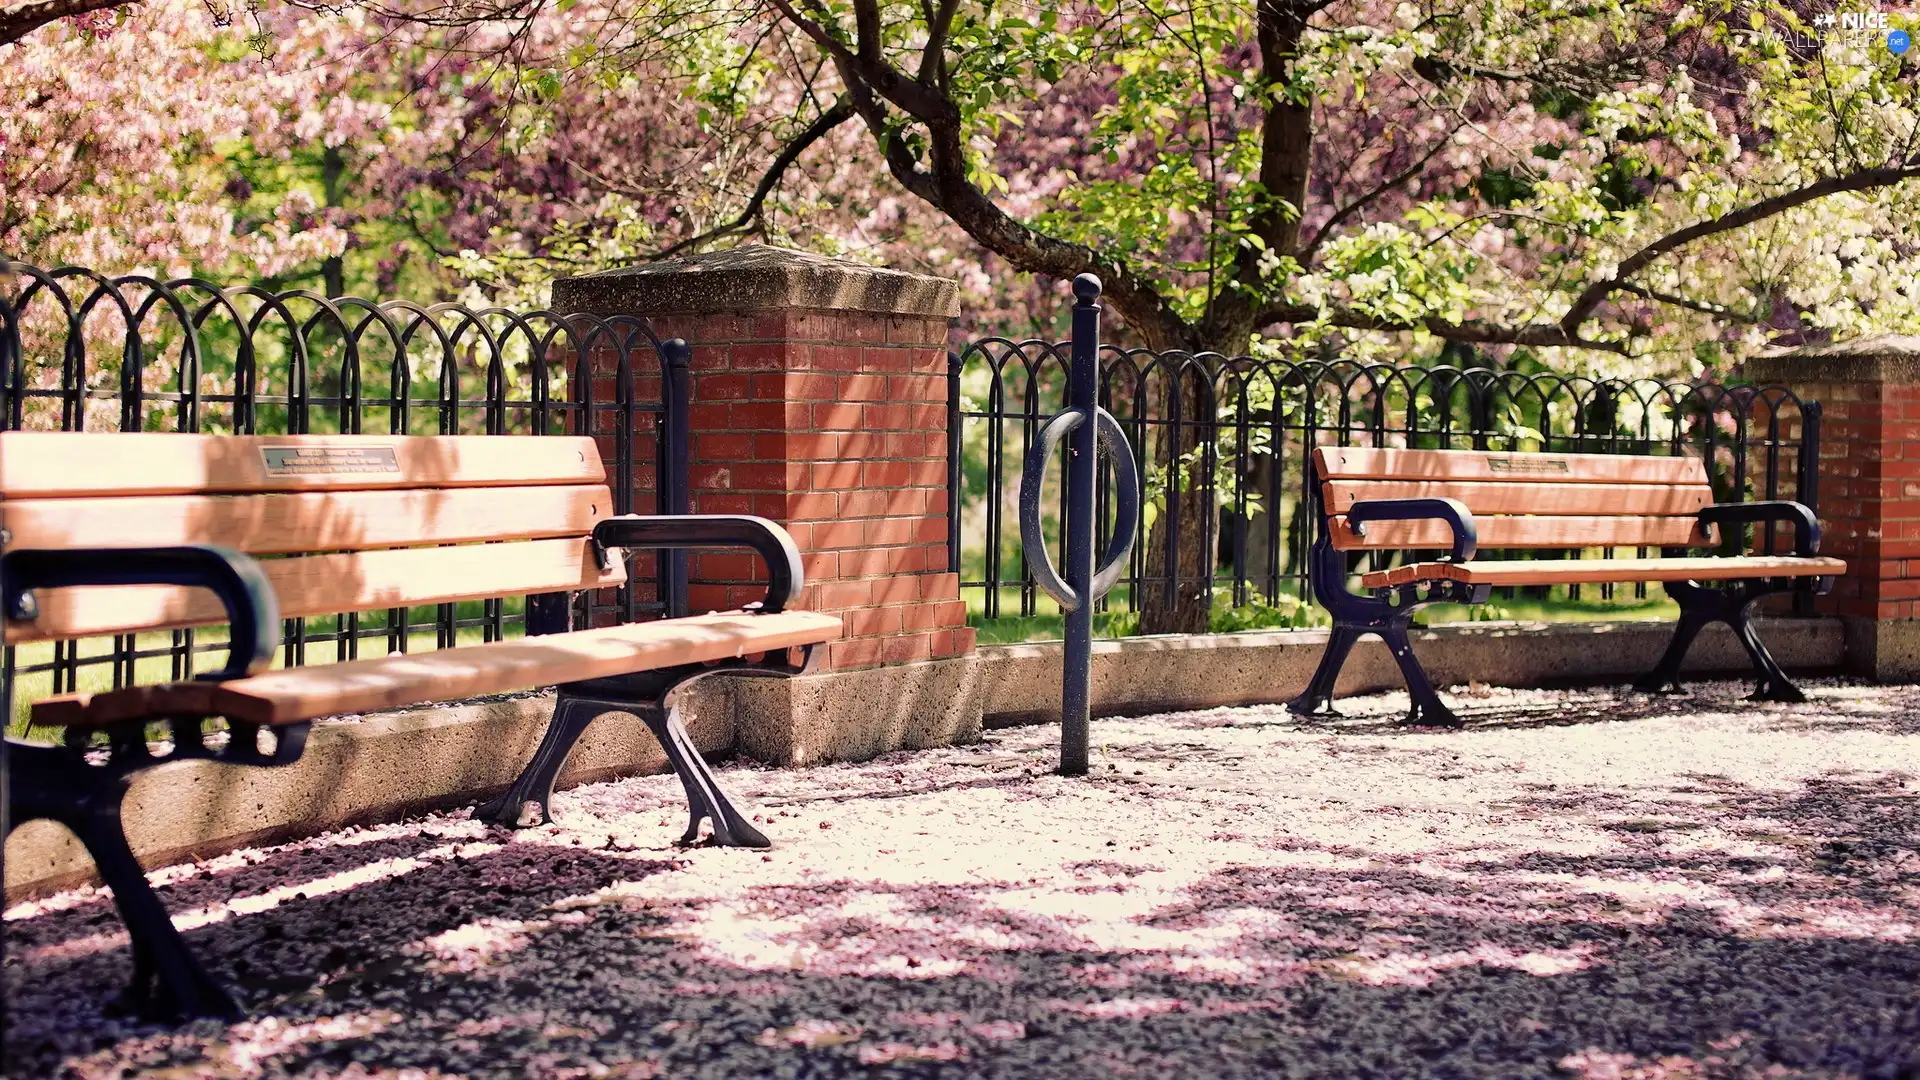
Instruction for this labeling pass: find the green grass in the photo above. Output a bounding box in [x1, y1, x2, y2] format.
[967, 582, 1679, 645]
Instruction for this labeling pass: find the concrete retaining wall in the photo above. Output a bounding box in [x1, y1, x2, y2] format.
[974, 616, 1844, 726]
[5, 617, 1845, 901]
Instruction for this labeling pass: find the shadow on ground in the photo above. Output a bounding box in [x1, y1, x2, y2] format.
[5, 682, 1918, 1079]
[1164, 678, 1920, 738]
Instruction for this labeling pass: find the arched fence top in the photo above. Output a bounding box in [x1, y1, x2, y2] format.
[0, 262, 680, 437]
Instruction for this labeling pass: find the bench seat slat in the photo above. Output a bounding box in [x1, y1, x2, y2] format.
[1316, 447, 1704, 486]
[1322, 480, 1714, 517]
[1358, 555, 1845, 590]
[1329, 514, 1713, 550]
[5, 538, 625, 644]
[2, 485, 613, 555]
[31, 611, 844, 728]
[0, 433, 604, 498]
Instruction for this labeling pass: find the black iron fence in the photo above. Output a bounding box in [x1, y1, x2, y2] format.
[1, 262, 689, 718]
[950, 339, 1821, 630]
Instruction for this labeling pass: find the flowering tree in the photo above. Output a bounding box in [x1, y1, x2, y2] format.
[13, 0, 1917, 354]
[0, 2, 347, 278]
[706, 0, 1918, 358]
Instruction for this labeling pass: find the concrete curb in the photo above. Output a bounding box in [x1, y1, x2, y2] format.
[971, 616, 1844, 725]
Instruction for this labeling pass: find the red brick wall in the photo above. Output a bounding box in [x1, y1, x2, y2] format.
[640, 307, 975, 670]
[1794, 378, 1920, 621]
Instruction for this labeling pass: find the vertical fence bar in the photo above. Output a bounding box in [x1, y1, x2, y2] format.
[663, 338, 692, 618]
[1, 286, 19, 429]
[1796, 400, 1823, 616]
[614, 333, 637, 625]
[1160, 373, 1181, 611]
[947, 351, 964, 576]
[525, 320, 577, 640]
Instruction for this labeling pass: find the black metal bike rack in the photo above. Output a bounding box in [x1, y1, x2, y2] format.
[1016, 275, 1141, 775]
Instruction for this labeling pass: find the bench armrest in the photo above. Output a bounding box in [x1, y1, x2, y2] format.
[2, 545, 280, 680]
[591, 515, 804, 614]
[1344, 497, 1479, 563]
[1699, 501, 1821, 556]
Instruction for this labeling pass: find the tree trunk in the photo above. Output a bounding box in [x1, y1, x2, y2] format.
[1138, 471, 1213, 633]
[1135, 355, 1218, 636]
[322, 147, 347, 299]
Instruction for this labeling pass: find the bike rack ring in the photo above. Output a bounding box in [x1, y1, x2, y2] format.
[1018, 405, 1138, 613]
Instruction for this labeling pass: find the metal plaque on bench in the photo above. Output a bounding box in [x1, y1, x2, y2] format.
[260, 446, 402, 476]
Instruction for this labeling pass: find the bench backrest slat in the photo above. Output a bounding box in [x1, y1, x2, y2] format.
[7, 538, 626, 644]
[5, 485, 613, 555]
[0, 433, 604, 498]
[1314, 447, 1717, 552]
[1321, 480, 1712, 517]
[1316, 447, 1703, 486]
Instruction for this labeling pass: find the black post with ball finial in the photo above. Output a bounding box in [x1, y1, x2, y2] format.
[1017, 274, 1140, 775]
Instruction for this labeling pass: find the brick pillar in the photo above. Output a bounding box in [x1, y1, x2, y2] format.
[1749, 337, 1920, 679]
[554, 246, 982, 764]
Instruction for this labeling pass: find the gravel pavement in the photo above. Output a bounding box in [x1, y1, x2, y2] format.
[5, 678, 1919, 1078]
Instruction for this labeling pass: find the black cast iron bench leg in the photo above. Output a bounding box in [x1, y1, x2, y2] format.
[1633, 578, 1821, 703]
[1287, 541, 1485, 727]
[6, 716, 306, 1021]
[476, 691, 770, 848]
[1288, 624, 1363, 718]
[637, 696, 770, 848]
[477, 650, 818, 847]
[1632, 606, 1711, 697]
[6, 740, 240, 1021]
[1379, 622, 1460, 726]
[1288, 618, 1460, 727]
[476, 693, 604, 829]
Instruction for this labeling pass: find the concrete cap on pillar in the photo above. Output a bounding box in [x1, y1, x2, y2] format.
[1748, 335, 1920, 383]
[553, 245, 960, 319]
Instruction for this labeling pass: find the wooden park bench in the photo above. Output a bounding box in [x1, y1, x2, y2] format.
[1, 431, 840, 1020]
[1288, 446, 1844, 726]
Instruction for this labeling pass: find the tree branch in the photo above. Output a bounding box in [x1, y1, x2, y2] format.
[919, 0, 959, 86]
[1560, 162, 1920, 336]
[1254, 300, 1632, 355]
[852, 0, 879, 60]
[650, 97, 856, 260]
[1611, 282, 1766, 325]
[0, 0, 137, 46]
[1298, 135, 1452, 267]
[763, 0, 955, 122]
[790, 3, 1194, 348]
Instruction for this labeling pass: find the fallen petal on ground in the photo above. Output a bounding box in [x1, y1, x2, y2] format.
[5, 678, 1918, 1078]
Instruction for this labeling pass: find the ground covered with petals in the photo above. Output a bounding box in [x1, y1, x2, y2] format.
[6, 678, 1919, 1078]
